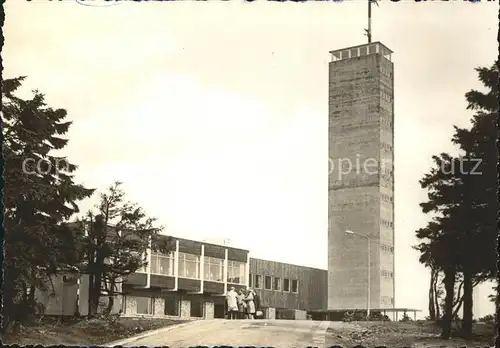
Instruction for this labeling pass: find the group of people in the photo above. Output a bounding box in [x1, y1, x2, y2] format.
[225, 286, 261, 319]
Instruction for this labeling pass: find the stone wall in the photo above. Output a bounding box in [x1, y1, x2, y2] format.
[204, 301, 214, 319]
[125, 296, 137, 315]
[154, 297, 165, 316]
[180, 299, 191, 319]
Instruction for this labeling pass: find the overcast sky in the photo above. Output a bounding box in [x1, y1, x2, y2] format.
[5, 0, 497, 318]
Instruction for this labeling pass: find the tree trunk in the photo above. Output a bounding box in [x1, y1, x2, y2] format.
[89, 274, 99, 317]
[89, 254, 105, 317]
[103, 278, 116, 315]
[429, 269, 436, 320]
[461, 270, 473, 339]
[106, 295, 115, 315]
[496, 280, 500, 348]
[2, 266, 16, 333]
[452, 280, 464, 319]
[434, 273, 441, 319]
[441, 267, 456, 339]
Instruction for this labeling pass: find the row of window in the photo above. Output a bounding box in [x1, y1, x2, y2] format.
[331, 100, 362, 109]
[381, 194, 393, 203]
[381, 244, 394, 253]
[330, 96, 380, 111]
[329, 117, 392, 133]
[380, 65, 393, 78]
[334, 44, 380, 61]
[330, 177, 379, 190]
[331, 199, 375, 208]
[380, 91, 393, 103]
[128, 296, 204, 317]
[380, 180, 393, 189]
[380, 142, 393, 152]
[338, 123, 375, 132]
[329, 92, 372, 102]
[380, 117, 393, 129]
[381, 270, 394, 278]
[249, 274, 299, 294]
[147, 252, 246, 285]
[329, 67, 372, 78]
[381, 219, 394, 228]
[329, 76, 376, 87]
[343, 139, 378, 148]
[379, 167, 393, 176]
[381, 296, 394, 305]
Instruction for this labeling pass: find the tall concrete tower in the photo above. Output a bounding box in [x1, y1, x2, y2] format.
[328, 42, 395, 311]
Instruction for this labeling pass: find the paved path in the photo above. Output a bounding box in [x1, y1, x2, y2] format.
[110, 319, 333, 347]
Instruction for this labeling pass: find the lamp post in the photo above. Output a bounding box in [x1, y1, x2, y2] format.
[345, 230, 371, 318]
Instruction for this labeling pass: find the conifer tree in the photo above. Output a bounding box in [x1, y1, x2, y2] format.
[2, 77, 94, 331]
[415, 62, 498, 339]
[77, 182, 173, 316]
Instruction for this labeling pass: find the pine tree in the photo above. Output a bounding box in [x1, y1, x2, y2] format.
[415, 61, 498, 340]
[77, 182, 173, 316]
[450, 61, 498, 338]
[2, 77, 94, 332]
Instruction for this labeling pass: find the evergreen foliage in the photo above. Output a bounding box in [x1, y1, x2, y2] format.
[2, 77, 94, 332]
[414, 62, 498, 339]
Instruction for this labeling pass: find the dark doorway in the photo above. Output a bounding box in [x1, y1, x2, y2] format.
[164, 295, 180, 316]
[190, 297, 204, 318]
[214, 302, 226, 318]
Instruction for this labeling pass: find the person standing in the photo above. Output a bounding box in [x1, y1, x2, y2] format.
[253, 290, 262, 318]
[237, 288, 247, 319]
[225, 286, 238, 320]
[246, 289, 256, 319]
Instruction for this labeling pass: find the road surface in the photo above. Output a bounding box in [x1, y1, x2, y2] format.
[111, 319, 335, 347]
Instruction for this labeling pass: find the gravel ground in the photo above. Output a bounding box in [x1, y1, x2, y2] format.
[3, 316, 187, 345]
[325, 320, 495, 347]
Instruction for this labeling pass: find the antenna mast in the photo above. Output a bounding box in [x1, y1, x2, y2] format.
[365, 0, 378, 44]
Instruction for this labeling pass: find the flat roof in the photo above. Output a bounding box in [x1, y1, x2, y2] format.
[250, 257, 327, 272]
[329, 41, 393, 55]
[159, 234, 249, 253]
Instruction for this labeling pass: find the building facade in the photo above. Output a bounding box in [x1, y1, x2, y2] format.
[328, 42, 395, 310]
[38, 236, 327, 320]
[249, 258, 327, 320]
[118, 236, 250, 319]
